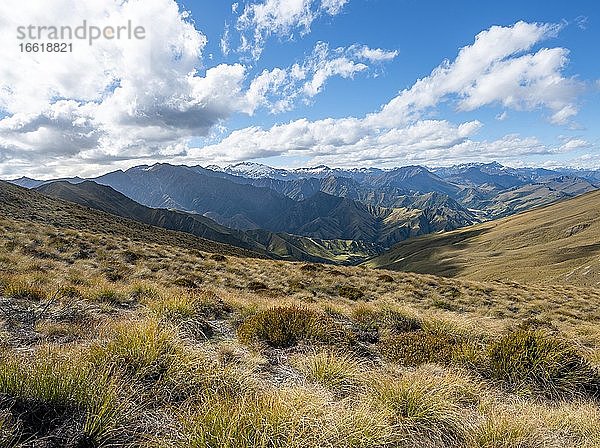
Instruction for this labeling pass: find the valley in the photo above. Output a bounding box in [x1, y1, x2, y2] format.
[9, 161, 599, 266]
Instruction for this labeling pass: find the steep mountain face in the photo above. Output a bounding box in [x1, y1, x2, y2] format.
[35, 180, 383, 264]
[365, 166, 462, 197]
[8, 161, 598, 265]
[93, 164, 294, 230]
[431, 162, 529, 189]
[266, 192, 381, 242]
[0, 180, 263, 259]
[262, 191, 479, 247]
[365, 190, 600, 287]
[89, 163, 482, 248]
[35, 181, 270, 255]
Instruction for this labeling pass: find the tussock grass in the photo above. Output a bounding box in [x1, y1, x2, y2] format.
[2, 210, 600, 446]
[0, 350, 120, 446]
[292, 350, 363, 395]
[370, 371, 469, 447]
[237, 305, 351, 348]
[1, 276, 47, 301]
[473, 410, 551, 448]
[90, 318, 182, 383]
[177, 387, 395, 448]
[482, 331, 599, 399]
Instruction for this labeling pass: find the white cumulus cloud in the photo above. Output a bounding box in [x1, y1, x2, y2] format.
[234, 0, 349, 59]
[371, 21, 582, 128]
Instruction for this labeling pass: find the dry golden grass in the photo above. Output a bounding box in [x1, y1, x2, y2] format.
[1, 213, 600, 447]
[366, 190, 600, 287]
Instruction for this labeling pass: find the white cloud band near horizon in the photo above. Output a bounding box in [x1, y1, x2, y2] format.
[0, 0, 595, 178]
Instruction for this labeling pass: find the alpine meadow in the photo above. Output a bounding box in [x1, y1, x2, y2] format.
[1, 0, 600, 447]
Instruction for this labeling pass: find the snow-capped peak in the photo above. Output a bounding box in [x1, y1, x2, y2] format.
[222, 162, 293, 180]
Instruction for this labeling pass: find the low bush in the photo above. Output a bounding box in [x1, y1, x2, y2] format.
[247, 281, 268, 291]
[379, 331, 457, 366]
[237, 306, 350, 348]
[173, 276, 203, 289]
[482, 331, 599, 399]
[300, 263, 319, 273]
[353, 307, 421, 335]
[337, 285, 364, 301]
[377, 274, 394, 283]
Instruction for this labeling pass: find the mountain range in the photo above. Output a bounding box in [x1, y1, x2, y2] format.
[8, 161, 600, 264]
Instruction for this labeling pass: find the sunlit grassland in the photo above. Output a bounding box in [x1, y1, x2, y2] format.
[0, 215, 599, 447]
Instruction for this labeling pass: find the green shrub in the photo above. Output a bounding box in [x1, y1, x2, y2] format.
[483, 331, 599, 399]
[377, 274, 394, 283]
[102, 264, 128, 282]
[247, 281, 268, 291]
[353, 308, 421, 334]
[173, 276, 203, 289]
[300, 263, 319, 273]
[237, 306, 350, 348]
[121, 250, 141, 264]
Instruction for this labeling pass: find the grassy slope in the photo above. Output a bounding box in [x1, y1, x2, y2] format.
[0, 185, 599, 446]
[365, 190, 600, 287]
[0, 180, 266, 260]
[36, 180, 383, 265]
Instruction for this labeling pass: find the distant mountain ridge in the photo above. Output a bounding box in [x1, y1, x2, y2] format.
[6, 161, 599, 264]
[35, 181, 382, 264]
[203, 161, 599, 219]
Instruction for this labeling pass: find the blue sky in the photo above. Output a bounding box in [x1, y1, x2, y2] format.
[188, 0, 600, 167]
[0, 0, 598, 177]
